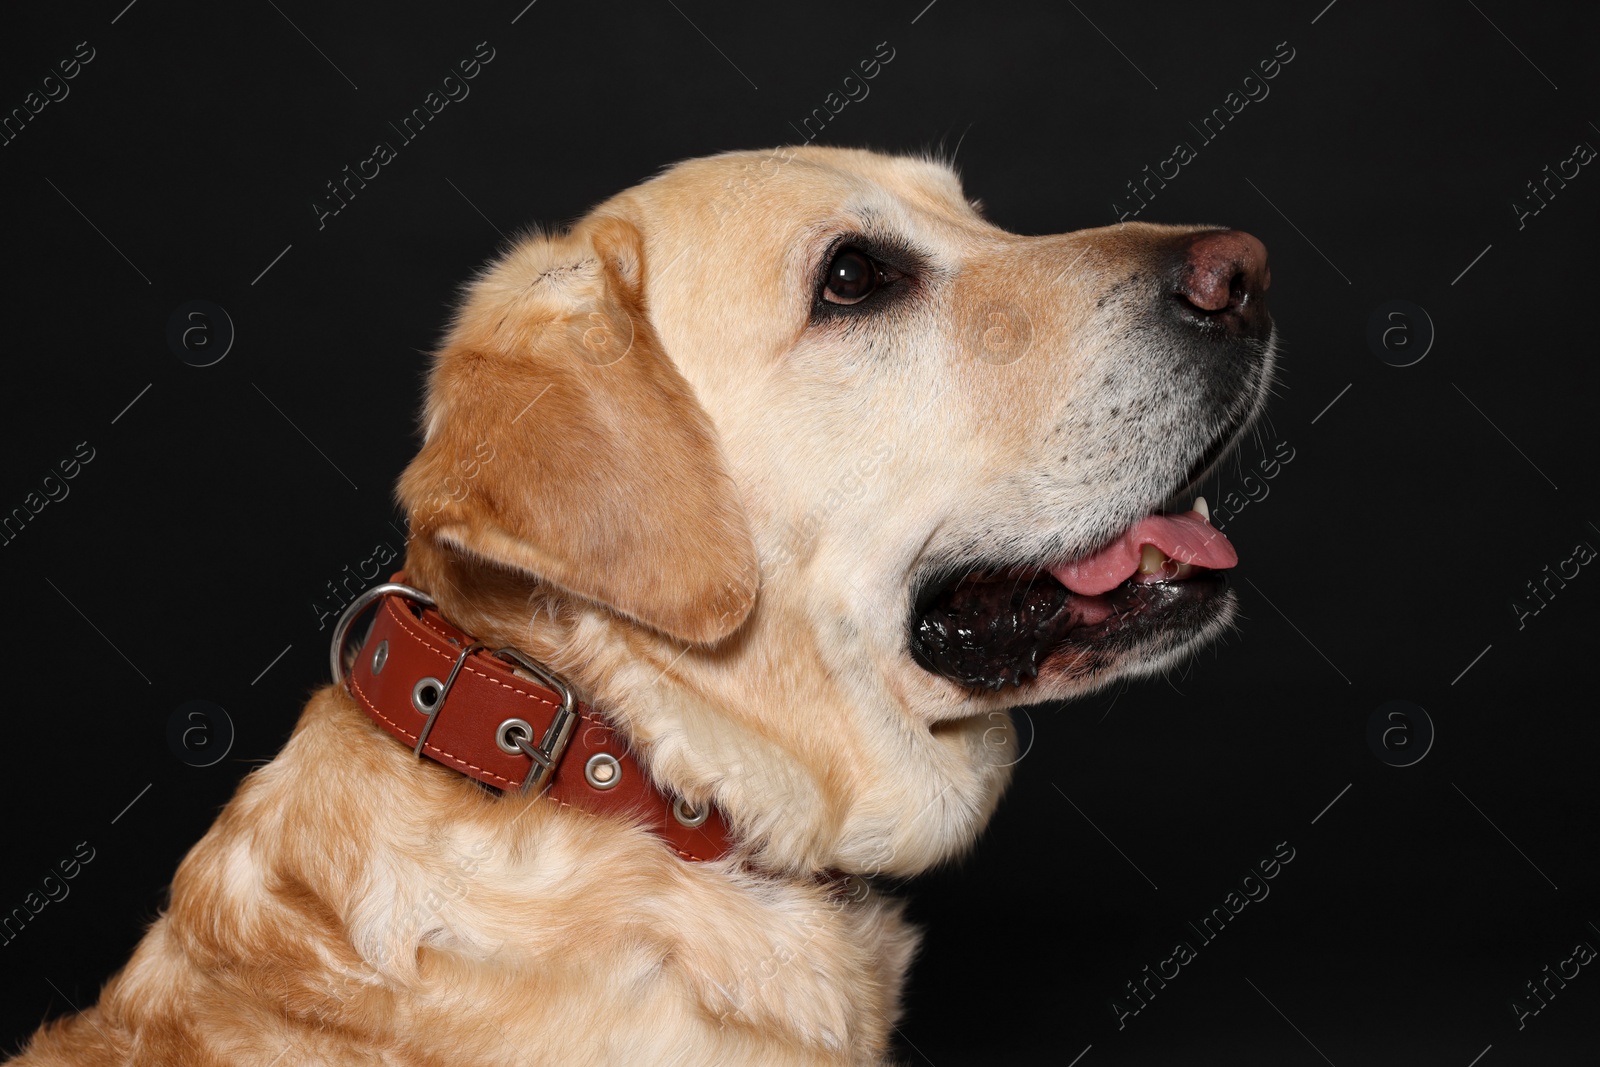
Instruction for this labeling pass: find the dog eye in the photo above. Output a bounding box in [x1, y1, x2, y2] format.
[823, 247, 885, 305]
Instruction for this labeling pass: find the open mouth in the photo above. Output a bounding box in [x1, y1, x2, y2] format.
[909, 500, 1237, 690]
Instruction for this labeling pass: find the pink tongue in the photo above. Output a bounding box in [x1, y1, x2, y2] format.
[1048, 511, 1238, 596]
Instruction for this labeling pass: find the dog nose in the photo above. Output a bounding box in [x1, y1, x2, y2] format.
[1170, 229, 1270, 338]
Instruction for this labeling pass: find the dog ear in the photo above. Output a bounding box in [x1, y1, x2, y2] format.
[398, 216, 758, 645]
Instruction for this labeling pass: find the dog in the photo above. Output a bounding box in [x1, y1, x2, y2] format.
[7, 146, 1273, 1066]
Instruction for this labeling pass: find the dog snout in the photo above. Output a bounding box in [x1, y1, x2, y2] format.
[1169, 229, 1271, 340]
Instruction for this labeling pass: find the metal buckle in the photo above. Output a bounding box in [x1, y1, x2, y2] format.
[329, 581, 576, 798]
[489, 646, 578, 796]
[329, 582, 436, 686]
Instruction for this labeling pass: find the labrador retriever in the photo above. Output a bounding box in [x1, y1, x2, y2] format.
[8, 146, 1273, 1066]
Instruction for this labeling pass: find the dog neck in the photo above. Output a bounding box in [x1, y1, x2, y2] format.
[401, 540, 1009, 879]
[326, 543, 741, 864]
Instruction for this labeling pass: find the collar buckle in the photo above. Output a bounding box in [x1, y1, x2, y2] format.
[332, 581, 579, 796]
[488, 645, 578, 796]
[335, 578, 734, 862]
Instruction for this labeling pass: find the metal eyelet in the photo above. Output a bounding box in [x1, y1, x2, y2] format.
[411, 677, 444, 714]
[495, 718, 534, 755]
[370, 639, 389, 675]
[672, 796, 709, 828]
[584, 753, 623, 791]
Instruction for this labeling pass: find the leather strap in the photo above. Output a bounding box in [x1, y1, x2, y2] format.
[343, 592, 733, 863]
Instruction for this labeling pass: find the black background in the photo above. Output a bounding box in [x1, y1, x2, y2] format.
[3, 1, 1597, 1063]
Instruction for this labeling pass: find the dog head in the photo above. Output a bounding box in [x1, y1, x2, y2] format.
[397, 146, 1274, 876]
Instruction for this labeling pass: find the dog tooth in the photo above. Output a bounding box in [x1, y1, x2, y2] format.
[1139, 544, 1168, 574]
[1192, 496, 1210, 521]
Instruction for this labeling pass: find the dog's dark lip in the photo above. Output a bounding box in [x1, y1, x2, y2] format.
[906, 394, 1263, 693]
[1175, 389, 1265, 496]
[1180, 426, 1239, 496]
[1174, 328, 1276, 494]
[908, 565, 1229, 691]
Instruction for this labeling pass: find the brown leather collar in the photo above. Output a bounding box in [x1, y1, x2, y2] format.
[337, 584, 734, 863]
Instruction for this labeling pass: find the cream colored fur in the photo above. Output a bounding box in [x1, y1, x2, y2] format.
[7, 147, 1264, 1066]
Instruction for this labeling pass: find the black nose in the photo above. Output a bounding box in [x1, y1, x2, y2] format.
[1169, 229, 1271, 340]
